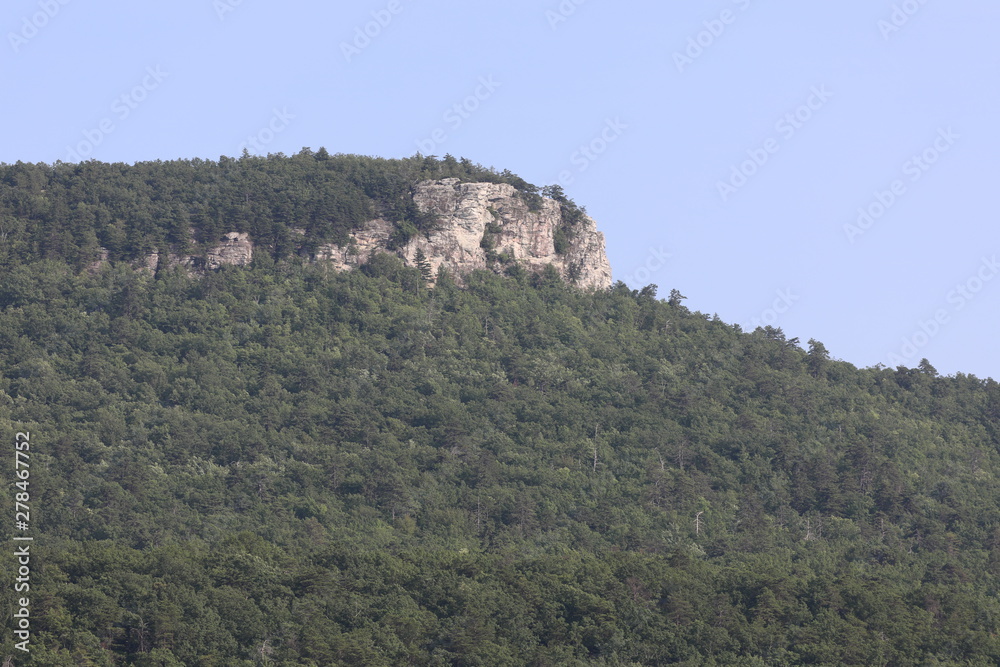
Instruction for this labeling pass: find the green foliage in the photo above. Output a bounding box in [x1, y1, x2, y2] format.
[553, 226, 571, 256]
[552, 196, 587, 256]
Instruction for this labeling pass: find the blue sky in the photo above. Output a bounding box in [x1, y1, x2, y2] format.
[4, 0, 999, 379]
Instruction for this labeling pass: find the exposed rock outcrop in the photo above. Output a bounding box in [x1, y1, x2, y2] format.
[318, 179, 612, 289]
[206, 232, 253, 269]
[93, 232, 255, 275]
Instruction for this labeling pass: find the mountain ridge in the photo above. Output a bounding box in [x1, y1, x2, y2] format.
[80, 176, 613, 288]
[0, 153, 612, 289]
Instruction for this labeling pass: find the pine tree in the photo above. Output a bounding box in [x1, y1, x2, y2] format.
[414, 247, 433, 283]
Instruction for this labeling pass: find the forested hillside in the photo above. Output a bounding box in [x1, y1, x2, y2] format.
[2, 158, 1000, 665]
[0, 152, 550, 269]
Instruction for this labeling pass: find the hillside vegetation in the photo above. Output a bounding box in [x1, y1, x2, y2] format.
[2, 157, 1000, 665]
[0, 152, 549, 269]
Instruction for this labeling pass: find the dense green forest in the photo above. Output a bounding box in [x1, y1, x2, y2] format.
[0, 152, 554, 270]
[3, 157, 1000, 665]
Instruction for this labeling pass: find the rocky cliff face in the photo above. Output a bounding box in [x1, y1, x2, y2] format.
[205, 232, 253, 269]
[318, 179, 612, 289]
